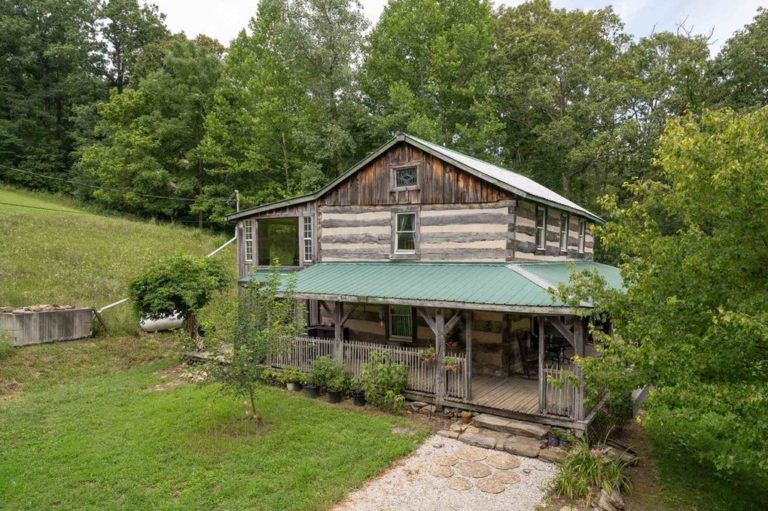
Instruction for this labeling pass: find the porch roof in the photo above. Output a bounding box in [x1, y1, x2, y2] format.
[242, 261, 621, 314]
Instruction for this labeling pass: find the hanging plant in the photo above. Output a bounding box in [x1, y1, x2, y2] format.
[443, 357, 460, 372]
[419, 346, 437, 362]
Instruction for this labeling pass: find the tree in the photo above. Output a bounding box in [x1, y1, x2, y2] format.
[711, 8, 768, 109]
[492, 0, 629, 205]
[129, 253, 230, 342]
[212, 266, 304, 422]
[0, 0, 105, 188]
[98, 0, 168, 93]
[563, 108, 768, 476]
[361, 0, 502, 157]
[201, 0, 368, 215]
[74, 36, 224, 221]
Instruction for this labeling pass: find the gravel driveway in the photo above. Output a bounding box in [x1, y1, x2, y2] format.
[334, 434, 558, 511]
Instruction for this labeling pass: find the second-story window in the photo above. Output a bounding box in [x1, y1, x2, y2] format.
[392, 165, 419, 190]
[303, 216, 313, 262]
[559, 212, 569, 253]
[395, 212, 417, 253]
[535, 206, 547, 250]
[244, 219, 254, 261]
[578, 219, 587, 254]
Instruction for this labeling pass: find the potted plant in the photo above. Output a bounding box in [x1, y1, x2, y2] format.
[443, 357, 459, 372]
[308, 356, 344, 400]
[460, 410, 472, 424]
[548, 429, 563, 447]
[560, 432, 575, 449]
[349, 377, 366, 406]
[327, 374, 346, 403]
[284, 367, 305, 392]
[419, 346, 436, 363]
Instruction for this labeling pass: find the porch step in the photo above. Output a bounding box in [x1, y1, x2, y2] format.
[471, 413, 550, 439]
[438, 420, 567, 462]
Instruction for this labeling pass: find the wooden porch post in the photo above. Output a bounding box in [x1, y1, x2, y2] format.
[464, 310, 472, 402]
[434, 309, 446, 408]
[333, 301, 344, 363]
[574, 318, 586, 420]
[538, 317, 546, 413]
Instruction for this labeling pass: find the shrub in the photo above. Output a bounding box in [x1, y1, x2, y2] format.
[551, 441, 630, 501]
[360, 350, 408, 412]
[279, 367, 307, 385]
[307, 356, 344, 390]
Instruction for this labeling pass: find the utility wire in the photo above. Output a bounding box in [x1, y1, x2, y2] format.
[0, 164, 232, 203]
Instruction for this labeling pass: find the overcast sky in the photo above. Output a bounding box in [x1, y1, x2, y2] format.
[151, 0, 764, 56]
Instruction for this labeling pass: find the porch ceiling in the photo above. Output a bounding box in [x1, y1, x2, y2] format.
[241, 261, 622, 313]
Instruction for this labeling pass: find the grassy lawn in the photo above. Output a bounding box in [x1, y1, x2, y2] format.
[0, 357, 429, 510]
[0, 186, 234, 333]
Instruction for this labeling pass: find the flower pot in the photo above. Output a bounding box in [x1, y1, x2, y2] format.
[287, 382, 302, 392]
[352, 392, 366, 406]
[547, 435, 559, 447]
[305, 385, 319, 398]
[327, 390, 343, 403]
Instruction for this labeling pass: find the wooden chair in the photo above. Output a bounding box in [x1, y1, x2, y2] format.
[516, 332, 539, 379]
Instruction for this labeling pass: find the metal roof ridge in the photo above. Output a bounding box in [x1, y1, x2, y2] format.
[506, 263, 554, 291]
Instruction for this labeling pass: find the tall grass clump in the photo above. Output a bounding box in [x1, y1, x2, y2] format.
[551, 441, 630, 501]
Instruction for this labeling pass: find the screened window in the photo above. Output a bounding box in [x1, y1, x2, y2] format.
[244, 219, 254, 261]
[578, 219, 587, 254]
[257, 217, 299, 266]
[535, 206, 547, 250]
[395, 212, 416, 253]
[559, 212, 569, 252]
[303, 217, 313, 262]
[394, 166, 418, 188]
[389, 305, 412, 340]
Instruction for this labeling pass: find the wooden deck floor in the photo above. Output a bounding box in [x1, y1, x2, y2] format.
[469, 375, 540, 415]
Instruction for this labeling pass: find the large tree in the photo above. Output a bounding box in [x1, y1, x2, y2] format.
[74, 36, 224, 221]
[566, 108, 768, 476]
[361, 0, 501, 158]
[711, 8, 768, 110]
[0, 0, 105, 188]
[201, 0, 368, 216]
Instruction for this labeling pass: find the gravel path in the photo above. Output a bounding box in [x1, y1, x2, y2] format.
[335, 434, 558, 511]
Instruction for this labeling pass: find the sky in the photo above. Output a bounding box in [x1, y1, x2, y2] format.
[151, 0, 764, 56]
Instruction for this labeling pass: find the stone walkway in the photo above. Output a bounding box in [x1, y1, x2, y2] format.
[334, 434, 558, 511]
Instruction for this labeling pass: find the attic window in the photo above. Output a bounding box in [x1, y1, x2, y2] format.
[392, 165, 419, 190]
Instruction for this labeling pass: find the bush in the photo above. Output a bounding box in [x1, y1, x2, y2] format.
[360, 350, 407, 412]
[551, 441, 630, 501]
[279, 367, 307, 385]
[307, 356, 344, 390]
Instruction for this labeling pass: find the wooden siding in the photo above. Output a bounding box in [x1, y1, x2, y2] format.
[513, 199, 593, 261]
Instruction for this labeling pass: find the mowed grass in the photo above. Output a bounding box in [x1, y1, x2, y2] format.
[0, 186, 235, 332]
[0, 360, 428, 511]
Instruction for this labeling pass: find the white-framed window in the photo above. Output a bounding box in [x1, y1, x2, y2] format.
[303, 216, 313, 262]
[244, 219, 254, 261]
[394, 166, 418, 188]
[535, 206, 547, 250]
[559, 212, 569, 253]
[395, 212, 417, 253]
[389, 305, 412, 340]
[578, 219, 587, 254]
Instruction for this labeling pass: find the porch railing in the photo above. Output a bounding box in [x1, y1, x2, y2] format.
[544, 364, 579, 417]
[266, 336, 467, 400]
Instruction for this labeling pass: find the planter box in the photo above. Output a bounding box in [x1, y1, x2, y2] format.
[0, 308, 93, 346]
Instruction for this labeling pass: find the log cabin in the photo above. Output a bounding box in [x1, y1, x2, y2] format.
[227, 132, 621, 431]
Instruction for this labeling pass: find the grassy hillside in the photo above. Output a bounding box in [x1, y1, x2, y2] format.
[0, 186, 235, 331]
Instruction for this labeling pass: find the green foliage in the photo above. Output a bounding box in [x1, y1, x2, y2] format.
[307, 356, 345, 391]
[211, 265, 304, 420]
[0, 332, 13, 360]
[360, 351, 408, 412]
[129, 253, 230, 328]
[552, 441, 630, 500]
[279, 366, 307, 385]
[560, 108, 768, 476]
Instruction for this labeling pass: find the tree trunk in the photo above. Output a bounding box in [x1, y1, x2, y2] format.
[186, 313, 203, 351]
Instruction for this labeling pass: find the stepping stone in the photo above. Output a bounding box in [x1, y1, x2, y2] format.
[539, 447, 568, 464]
[446, 476, 472, 491]
[458, 432, 497, 449]
[437, 430, 460, 440]
[492, 471, 521, 484]
[455, 461, 492, 479]
[472, 414, 550, 439]
[454, 445, 488, 461]
[428, 464, 455, 478]
[502, 436, 541, 458]
[476, 478, 506, 494]
[435, 454, 459, 467]
[486, 453, 521, 470]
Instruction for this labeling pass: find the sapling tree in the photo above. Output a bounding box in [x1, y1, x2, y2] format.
[213, 265, 304, 422]
[129, 253, 231, 345]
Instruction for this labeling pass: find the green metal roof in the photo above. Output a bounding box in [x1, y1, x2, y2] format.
[243, 261, 622, 311]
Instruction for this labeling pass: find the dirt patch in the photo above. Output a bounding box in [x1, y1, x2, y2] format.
[146, 364, 210, 392]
